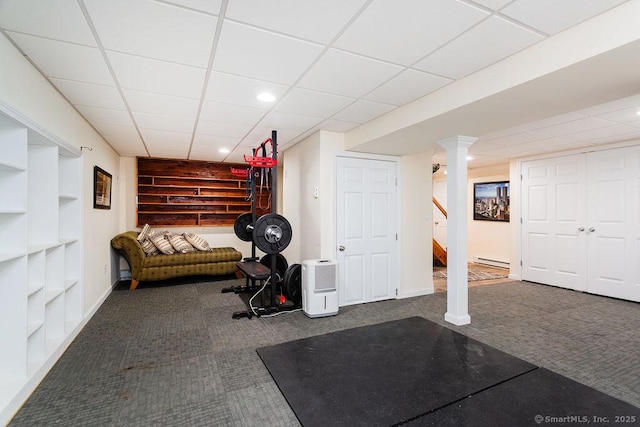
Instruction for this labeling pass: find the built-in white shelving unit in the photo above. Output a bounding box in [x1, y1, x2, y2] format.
[0, 107, 83, 424]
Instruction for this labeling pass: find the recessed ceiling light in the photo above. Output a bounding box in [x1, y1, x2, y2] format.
[257, 92, 276, 102]
[219, 148, 230, 154]
[636, 109, 640, 116]
[466, 156, 474, 161]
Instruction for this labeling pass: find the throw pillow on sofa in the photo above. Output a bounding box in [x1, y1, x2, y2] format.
[137, 224, 160, 256]
[137, 223, 153, 242]
[167, 233, 196, 253]
[150, 233, 176, 254]
[183, 232, 212, 251]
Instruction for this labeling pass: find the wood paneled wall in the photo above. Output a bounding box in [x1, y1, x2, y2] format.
[137, 157, 271, 226]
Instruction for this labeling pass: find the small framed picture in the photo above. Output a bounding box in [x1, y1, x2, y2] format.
[94, 166, 112, 210]
[473, 181, 510, 222]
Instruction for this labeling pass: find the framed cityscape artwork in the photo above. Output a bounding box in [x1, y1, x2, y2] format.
[473, 181, 509, 222]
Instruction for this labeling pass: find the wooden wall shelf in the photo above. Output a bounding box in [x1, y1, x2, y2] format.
[137, 157, 270, 226]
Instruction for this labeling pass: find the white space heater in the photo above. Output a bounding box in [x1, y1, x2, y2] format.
[302, 259, 339, 318]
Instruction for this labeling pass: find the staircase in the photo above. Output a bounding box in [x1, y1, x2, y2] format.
[432, 196, 447, 266]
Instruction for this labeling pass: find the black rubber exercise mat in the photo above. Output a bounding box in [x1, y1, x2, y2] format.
[407, 367, 640, 426]
[257, 316, 537, 426]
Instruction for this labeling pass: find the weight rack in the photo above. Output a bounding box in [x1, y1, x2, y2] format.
[224, 130, 296, 319]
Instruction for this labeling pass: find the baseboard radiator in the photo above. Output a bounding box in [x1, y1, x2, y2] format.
[473, 257, 509, 269]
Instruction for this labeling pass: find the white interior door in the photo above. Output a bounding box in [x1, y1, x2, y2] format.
[433, 180, 447, 249]
[586, 147, 640, 301]
[521, 155, 588, 290]
[336, 156, 397, 306]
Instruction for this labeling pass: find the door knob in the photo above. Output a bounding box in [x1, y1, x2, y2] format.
[338, 245, 345, 252]
[578, 227, 585, 232]
[588, 227, 595, 233]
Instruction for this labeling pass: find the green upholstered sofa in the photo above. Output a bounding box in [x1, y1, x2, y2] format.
[111, 231, 242, 290]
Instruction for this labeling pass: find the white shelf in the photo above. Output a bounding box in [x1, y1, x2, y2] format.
[26, 284, 44, 297]
[0, 162, 26, 172]
[44, 289, 64, 304]
[0, 251, 25, 263]
[27, 322, 43, 338]
[0, 107, 83, 426]
[27, 242, 64, 255]
[64, 279, 79, 291]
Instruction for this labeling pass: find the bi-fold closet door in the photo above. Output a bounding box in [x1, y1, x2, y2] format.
[521, 145, 640, 302]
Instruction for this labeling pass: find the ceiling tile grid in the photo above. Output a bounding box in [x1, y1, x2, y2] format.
[0, 0, 636, 165]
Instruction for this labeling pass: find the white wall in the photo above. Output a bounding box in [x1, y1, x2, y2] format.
[0, 32, 120, 314]
[282, 131, 323, 264]
[399, 151, 433, 297]
[433, 163, 511, 266]
[282, 130, 433, 297]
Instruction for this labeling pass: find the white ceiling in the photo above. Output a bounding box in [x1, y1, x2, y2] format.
[1, 0, 638, 166]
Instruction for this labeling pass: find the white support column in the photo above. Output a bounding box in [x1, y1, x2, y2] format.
[438, 135, 476, 326]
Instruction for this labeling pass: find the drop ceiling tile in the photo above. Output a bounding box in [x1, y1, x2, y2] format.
[257, 111, 323, 133]
[586, 129, 640, 144]
[415, 16, 543, 79]
[226, 0, 366, 43]
[49, 78, 125, 110]
[532, 117, 615, 136]
[576, 94, 640, 116]
[200, 101, 267, 125]
[471, 0, 513, 10]
[205, 72, 289, 108]
[122, 89, 200, 118]
[148, 145, 191, 159]
[244, 126, 306, 147]
[331, 100, 396, 124]
[365, 69, 452, 105]
[517, 112, 589, 132]
[107, 51, 206, 97]
[0, 0, 96, 46]
[501, 0, 626, 35]
[163, 0, 223, 14]
[223, 150, 246, 163]
[84, 0, 217, 67]
[190, 133, 240, 161]
[628, 119, 640, 129]
[480, 131, 547, 147]
[133, 112, 195, 133]
[196, 120, 251, 138]
[317, 119, 360, 133]
[76, 105, 133, 127]
[275, 88, 355, 117]
[507, 136, 588, 154]
[93, 123, 146, 156]
[334, 0, 488, 65]
[562, 123, 639, 141]
[597, 107, 640, 124]
[213, 21, 323, 84]
[139, 128, 191, 157]
[102, 139, 144, 158]
[7, 32, 113, 85]
[297, 49, 403, 98]
[242, 127, 276, 146]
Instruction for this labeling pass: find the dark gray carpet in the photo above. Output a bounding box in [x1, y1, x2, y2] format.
[9, 278, 640, 426]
